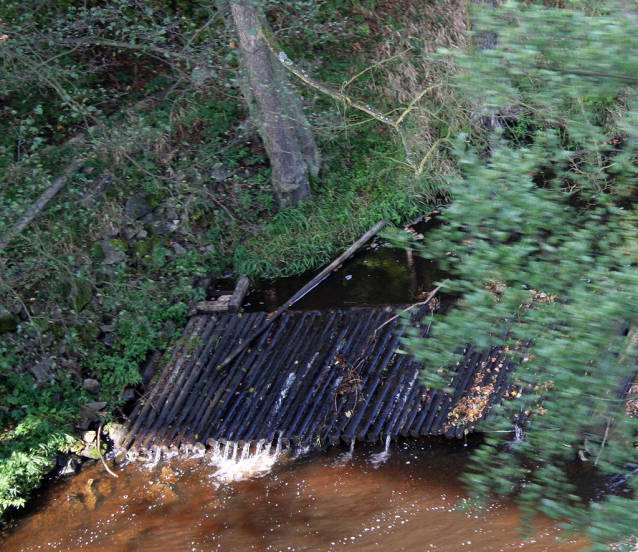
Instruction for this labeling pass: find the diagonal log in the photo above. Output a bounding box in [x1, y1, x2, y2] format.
[0, 157, 85, 252]
[217, 221, 385, 371]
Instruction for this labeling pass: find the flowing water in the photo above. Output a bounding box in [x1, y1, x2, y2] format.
[1, 439, 588, 551]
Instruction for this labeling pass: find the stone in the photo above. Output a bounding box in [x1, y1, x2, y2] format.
[82, 430, 97, 443]
[83, 378, 101, 395]
[79, 173, 113, 209]
[125, 192, 152, 220]
[28, 357, 55, 385]
[57, 454, 81, 477]
[99, 240, 126, 265]
[85, 401, 108, 411]
[121, 226, 139, 241]
[172, 242, 187, 256]
[131, 240, 152, 258]
[112, 445, 127, 465]
[0, 310, 19, 334]
[70, 278, 93, 312]
[106, 424, 128, 447]
[79, 444, 100, 460]
[210, 166, 235, 183]
[135, 229, 148, 240]
[140, 212, 170, 235]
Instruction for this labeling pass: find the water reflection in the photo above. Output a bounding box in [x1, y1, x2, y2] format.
[1, 439, 586, 551]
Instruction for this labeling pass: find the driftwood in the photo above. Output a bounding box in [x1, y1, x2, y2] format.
[229, 275, 250, 313]
[187, 275, 251, 316]
[188, 299, 231, 316]
[0, 157, 85, 252]
[217, 221, 386, 370]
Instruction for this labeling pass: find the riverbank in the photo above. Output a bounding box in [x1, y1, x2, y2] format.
[0, 0, 463, 522]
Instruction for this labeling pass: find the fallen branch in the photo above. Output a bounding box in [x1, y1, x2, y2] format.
[218, 221, 386, 370]
[0, 157, 85, 252]
[373, 283, 445, 338]
[97, 423, 119, 478]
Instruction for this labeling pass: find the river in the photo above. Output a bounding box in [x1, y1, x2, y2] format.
[0, 239, 590, 551]
[1, 438, 587, 551]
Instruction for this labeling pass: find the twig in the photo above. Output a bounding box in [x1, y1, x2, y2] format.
[594, 419, 611, 467]
[97, 423, 119, 478]
[260, 26, 447, 176]
[342, 48, 413, 90]
[373, 283, 445, 338]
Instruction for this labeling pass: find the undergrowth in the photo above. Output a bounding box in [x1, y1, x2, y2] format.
[0, 0, 455, 522]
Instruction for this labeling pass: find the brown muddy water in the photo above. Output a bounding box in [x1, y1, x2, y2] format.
[1, 439, 587, 551]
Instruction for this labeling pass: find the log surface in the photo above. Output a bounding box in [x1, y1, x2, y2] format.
[124, 305, 516, 450]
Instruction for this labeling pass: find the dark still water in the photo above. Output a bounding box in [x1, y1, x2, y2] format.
[242, 245, 447, 312]
[1, 439, 587, 551]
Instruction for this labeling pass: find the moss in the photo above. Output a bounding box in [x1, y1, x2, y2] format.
[0, 312, 19, 334]
[132, 240, 153, 258]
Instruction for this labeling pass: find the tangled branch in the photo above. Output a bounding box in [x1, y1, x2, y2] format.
[261, 28, 453, 177]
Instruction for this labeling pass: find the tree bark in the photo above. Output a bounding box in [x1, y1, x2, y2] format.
[230, 0, 319, 207]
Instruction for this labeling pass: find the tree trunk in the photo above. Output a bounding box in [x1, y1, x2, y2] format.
[230, 0, 319, 207]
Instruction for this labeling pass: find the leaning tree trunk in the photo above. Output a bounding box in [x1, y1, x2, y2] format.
[230, 0, 319, 207]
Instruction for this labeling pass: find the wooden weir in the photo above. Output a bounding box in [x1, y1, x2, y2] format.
[123, 305, 517, 454]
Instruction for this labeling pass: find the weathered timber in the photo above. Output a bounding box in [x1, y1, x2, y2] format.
[124, 305, 520, 451]
[0, 157, 85, 252]
[229, 275, 250, 313]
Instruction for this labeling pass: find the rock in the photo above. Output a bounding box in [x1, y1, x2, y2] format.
[57, 454, 81, 477]
[40, 333, 54, 348]
[0, 310, 19, 334]
[121, 226, 139, 241]
[83, 378, 101, 395]
[210, 166, 235, 183]
[85, 401, 108, 411]
[121, 387, 135, 401]
[106, 424, 128, 447]
[146, 482, 179, 505]
[79, 444, 100, 459]
[99, 324, 116, 333]
[102, 333, 115, 348]
[172, 242, 187, 256]
[131, 240, 152, 258]
[79, 173, 113, 210]
[111, 444, 127, 465]
[83, 478, 99, 510]
[70, 278, 93, 312]
[99, 240, 126, 265]
[140, 212, 170, 235]
[28, 357, 55, 386]
[82, 430, 97, 444]
[125, 192, 152, 220]
[135, 229, 148, 240]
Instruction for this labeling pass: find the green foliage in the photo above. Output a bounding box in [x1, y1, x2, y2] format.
[235, 127, 441, 277]
[0, 365, 80, 513]
[405, 0, 638, 547]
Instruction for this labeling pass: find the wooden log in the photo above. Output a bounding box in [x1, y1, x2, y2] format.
[0, 157, 85, 251]
[228, 275, 250, 313]
[218, 221, 385, 371]
[123, 316, 205, 448]
[188, 298, 230, 316]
